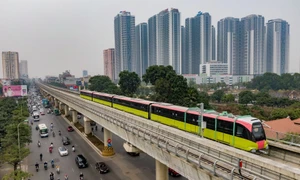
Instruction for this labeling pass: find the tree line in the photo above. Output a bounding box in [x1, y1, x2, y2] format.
[88, 65, 210, 108]
[0, 97, 32, 179]
[246, 72, 300, 91]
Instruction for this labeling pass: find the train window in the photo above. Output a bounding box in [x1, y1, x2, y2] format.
[204, 117, 215, 130]
[186, 113, 198, 125]
[235, 124, 251, 140]
[217, 120, 233, 134]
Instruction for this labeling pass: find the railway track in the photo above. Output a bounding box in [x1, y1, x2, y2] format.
[39, 83, 298, 180]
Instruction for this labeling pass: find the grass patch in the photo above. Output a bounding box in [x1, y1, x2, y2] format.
[87, 134, 104, 151]
[74, 122, 84, 132]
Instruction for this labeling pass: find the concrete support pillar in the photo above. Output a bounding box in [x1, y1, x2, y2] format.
[54, 99, 58, 108]
[156, 160, 169, 180]
[72, 110, 78, 123]
[64, 105, 69, 115]
[59, 102, 62, 111]
[83, 116, 91, 135]
[102, 128, 115, 156]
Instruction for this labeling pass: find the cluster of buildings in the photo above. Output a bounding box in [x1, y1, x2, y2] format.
[2, 51, 29, 80]
[104, 9, 290, 85]
[45, 70, 90, 90]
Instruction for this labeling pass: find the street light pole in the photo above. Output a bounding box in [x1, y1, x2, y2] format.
[17, 122, 22, 166]
[17, 119, 28, 170]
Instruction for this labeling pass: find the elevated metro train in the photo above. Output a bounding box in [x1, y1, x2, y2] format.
[80, 90, 268, 153]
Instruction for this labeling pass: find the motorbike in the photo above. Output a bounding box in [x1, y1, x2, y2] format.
[35, 126, 39, 130]
[72, 147, 75, 152]
[51, 163, 55, 168]
[58, 131, 61, 136]
[53, 132, 55, 137]
[56, 167, 60, 174]
[49, 147, 53, 153]
[36, 166, 39, 172]
[44, 164, 48, 170]
[80, 177, 83, 180]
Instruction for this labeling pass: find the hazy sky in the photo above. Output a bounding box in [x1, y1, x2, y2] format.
[0, 0, 299, 78]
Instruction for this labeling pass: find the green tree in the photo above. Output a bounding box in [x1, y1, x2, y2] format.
[142, 65, 176, 85]
[2, 124, 31, 147]
[118, 71, 141, 96]
[222, 94, 235, 103]
[88, 75, 120, 94]
[239, 90, 255, 104]
[211, 90, 225, 103]
[1, 144, 30, 170]
[269, 109, 289, 120]
[2, 170, 32, 180]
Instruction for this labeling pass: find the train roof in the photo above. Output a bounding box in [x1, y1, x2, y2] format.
[80, 90, 93, 93]
[93, 91, 114, 97]
[113, 95, 156, 105]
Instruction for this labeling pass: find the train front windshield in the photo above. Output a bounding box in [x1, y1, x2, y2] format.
[252, 122, 266, 141]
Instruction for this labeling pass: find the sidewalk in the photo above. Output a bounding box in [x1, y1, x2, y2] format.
[0, 163, 13, 179]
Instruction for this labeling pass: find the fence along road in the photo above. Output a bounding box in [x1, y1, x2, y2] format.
[39, 83, 300, 180]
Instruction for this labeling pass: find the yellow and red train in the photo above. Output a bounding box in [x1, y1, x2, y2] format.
[80, 90, 268, 152]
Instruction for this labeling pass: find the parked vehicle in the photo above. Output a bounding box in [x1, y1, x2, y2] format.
[62, 136, 71, 145]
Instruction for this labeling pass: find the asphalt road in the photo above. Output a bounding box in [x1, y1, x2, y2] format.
[27, 111, 187, 180]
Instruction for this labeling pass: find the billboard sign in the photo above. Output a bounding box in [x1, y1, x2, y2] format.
[2, 85, 28, 97]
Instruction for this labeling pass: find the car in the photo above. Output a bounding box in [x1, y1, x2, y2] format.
[75, 154, 88, 168]
[40, 109, 45, 115]
[62, 136, 71, 145]
[67, 126, 74, 132]
[58, 147, 68, 156]
[168, 168, 181, 177]
[95, 162, 109, 174]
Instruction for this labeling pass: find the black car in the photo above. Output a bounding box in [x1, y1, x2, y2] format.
[75, 154, 88, 168]
[95, 162, 109, 174]
[62, 136, 70, 145]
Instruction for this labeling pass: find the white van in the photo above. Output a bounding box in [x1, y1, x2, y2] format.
[32, 111, 40, 121]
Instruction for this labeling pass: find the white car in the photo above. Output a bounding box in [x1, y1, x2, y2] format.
[58, 147, 68, 156]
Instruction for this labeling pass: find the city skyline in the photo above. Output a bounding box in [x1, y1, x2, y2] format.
[0, 0, 299, 78]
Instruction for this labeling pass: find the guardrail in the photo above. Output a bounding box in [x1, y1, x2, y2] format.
[264, 129, 300, 147]
[39, 83, 299, 180]
[44, 83, 300, 148]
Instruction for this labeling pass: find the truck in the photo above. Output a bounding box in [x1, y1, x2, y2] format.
[123, 142, 140, 156]
[42, 99, 50, 108]
[54, 108, 61, 116]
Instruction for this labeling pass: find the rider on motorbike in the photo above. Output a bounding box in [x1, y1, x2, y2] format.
[51, 159, 54, 166]
[35, 162, 39, 169]
[79, 172, 84, 179]
[72, 145, 75, 152]
[37, 140, 41, 147]
[58, 130, 61, 136]
[40, 153, 43, 161]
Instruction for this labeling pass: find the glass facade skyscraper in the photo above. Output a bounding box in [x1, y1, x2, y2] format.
[217, 17, 240, 75]
[136, 23, 148, 77]
[148, 8, 181, 74]
[114, 11, 136, 80]
[266, 19, 289, 75]
[212, 25, 216, 61]
[240, 15, 265, 75]
[183, 12, 212, 74]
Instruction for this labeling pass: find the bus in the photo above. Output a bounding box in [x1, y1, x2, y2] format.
[38, 124, 48, 137]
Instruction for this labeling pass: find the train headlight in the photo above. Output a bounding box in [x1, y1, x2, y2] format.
[265, 145, 269, 150]
[250, 149, 256, 153]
